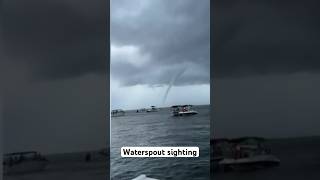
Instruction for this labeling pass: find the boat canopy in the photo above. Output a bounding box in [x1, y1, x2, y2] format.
[171, 105, 193, 108]
[4, 151, 39, 156]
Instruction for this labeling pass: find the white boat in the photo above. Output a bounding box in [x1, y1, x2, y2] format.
[111, 109, 125, 117]
[146, 106, 158, 112]
[219, 154, 280, 171]
[3, 151, 48, 175]
[171, 105, 198, 116]
[212, 137, 280, 172]
[132, 174, 159, 180]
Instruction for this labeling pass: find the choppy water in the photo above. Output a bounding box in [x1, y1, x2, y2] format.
[111, 105, 210, 180]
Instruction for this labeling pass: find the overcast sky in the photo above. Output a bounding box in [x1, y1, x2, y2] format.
[1, 0, 108, 154]
[110, 0, 210, 110]
[212, 0, 320, 138]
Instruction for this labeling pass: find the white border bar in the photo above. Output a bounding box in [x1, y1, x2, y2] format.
[121, 147, 199, 157]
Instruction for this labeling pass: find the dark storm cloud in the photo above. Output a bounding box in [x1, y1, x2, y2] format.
[111, 0, 210, 86]
[2, 0, 106, 81]
[212, 0, 320, 138]
[1, 0, 108, 154]
[213, 0, 320, 78]
[3, 75, 108, 154]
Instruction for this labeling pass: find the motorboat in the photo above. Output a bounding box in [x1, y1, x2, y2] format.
[132, 174, 159, 180]
[136, 108, 146, 113]
[146, 106, 158, 112]
[212, 137, 280, 172]
[3, 151, 48, 175]
[171, 105, 198, 116]
[111, 109, 125, 117]
[219, 154, 280, 171]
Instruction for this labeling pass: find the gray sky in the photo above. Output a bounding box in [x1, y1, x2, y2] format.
[1, 0, 108, 154]
[212, 0, 320, 138]
[110, 0, 210, 110]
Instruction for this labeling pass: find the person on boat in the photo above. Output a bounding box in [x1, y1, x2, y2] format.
[235, 145, 241, 159]
[85, 153, 91, 162]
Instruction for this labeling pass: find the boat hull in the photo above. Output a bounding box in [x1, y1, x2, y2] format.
[4, 160, 48, 175]
[146, 110, 157, 112]
[172, 111, 198, 116]
[219, 155, 280, 172]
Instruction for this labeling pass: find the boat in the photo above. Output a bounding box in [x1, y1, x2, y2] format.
[132, 174, 159, 180]
[212, 137, 280, 172]
[136, 108, 146, 113]
[146, 106, 158, 112]
[111, 109, 125, 117]
[171, 105, 198, 116]
[3, 151, 48, 175]
[219, 154, 280, 171]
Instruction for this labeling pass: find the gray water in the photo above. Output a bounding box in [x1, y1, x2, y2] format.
[111, 105, 210, 180]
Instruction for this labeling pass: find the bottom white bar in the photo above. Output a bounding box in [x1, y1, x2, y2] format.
[121, 147, 199, 157]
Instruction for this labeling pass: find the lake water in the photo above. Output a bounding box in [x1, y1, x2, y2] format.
[111, 105, 210, 180]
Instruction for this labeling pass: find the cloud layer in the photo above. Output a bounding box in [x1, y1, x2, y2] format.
[213, 0, 320, 78]
[2, 0, 107, 81]
[111, 0, 210, 86]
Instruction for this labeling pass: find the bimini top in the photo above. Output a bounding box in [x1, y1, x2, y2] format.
[171, 105, 193, 108]
[4, 151, 39, 156]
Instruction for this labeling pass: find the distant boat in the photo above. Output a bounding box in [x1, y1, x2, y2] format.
[132, 174, 159, 180]
[171, 105, 198, 116]
[146, 106, 158, 112]
[219, 154, 280, 171]
[3, 151, 48, 175]
[136, 108, 146, 113]
[111, 109, 125, 117]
